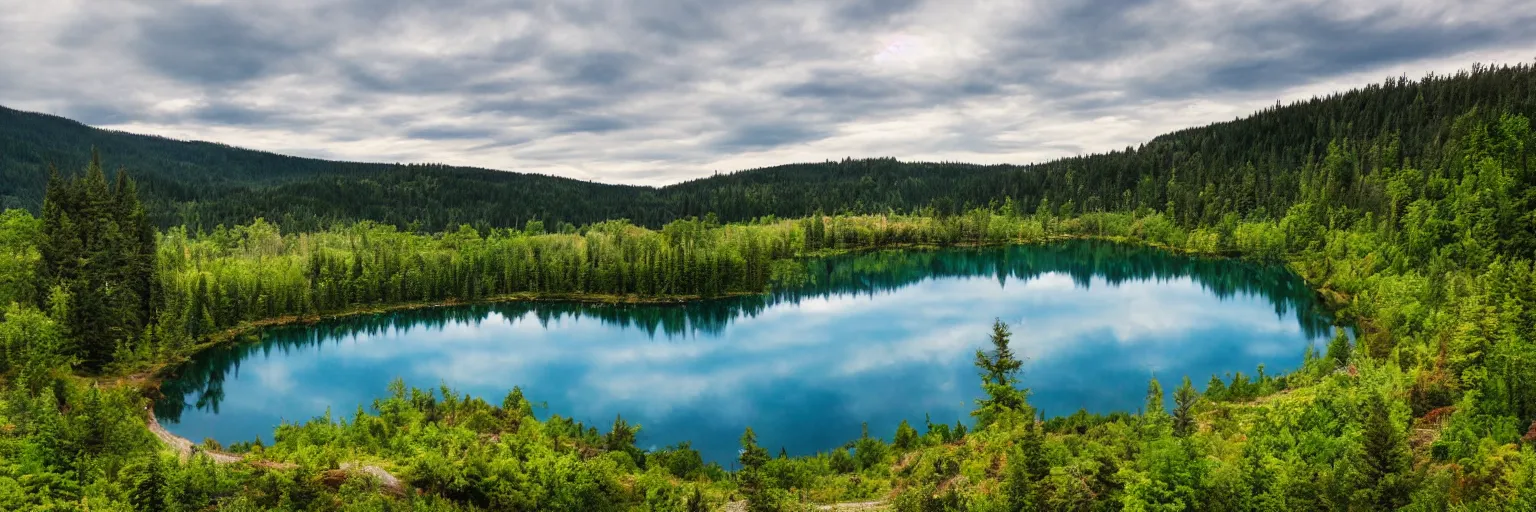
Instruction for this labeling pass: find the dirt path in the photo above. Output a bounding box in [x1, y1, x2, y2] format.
[815, 501, 888, 510]
[340, 462, 404, 493]
[147, 410, 243, 464]
[720, 500, 888, 511]
[147, 410, 403, 494]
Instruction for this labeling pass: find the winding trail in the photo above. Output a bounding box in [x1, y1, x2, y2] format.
[720, 500, 889, 511]
[151, 411, 887, 507]
[146, 410, 404, 494]
[814, 501, 889, 510]
[147, 410, 243, 464]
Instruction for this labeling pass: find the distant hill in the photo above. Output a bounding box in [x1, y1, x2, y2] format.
[0, 105, 649, 229]
[3, 62, 1533, 231]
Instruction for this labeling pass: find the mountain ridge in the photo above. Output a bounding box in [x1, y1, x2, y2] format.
[3, 61, 1533, 231]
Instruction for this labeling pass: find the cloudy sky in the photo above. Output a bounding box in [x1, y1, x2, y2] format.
[3, 0, 1534, 185]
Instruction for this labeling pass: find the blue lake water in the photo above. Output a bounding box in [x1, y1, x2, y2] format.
[155, 241, 1335, 464]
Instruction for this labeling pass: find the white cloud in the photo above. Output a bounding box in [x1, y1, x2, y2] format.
[2, 0, 1532, 184]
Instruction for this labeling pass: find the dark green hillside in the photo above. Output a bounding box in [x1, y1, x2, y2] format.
[0, 105, 373, 202]
[173, 165, 660, 233]
[4, 63, 1535, 232]
[6, 61, 1536, 510]
[0, 105, 643, 229]
[660, 63, 1536, 225]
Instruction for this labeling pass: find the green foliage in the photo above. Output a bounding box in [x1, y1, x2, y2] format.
[1353, 393, 1416, 510]
[0, 304, 69, 390]
[0, 209, 39, 307]
[973, 319, 1029, 430]
[738, 427, 773, 512]
[34, 152, 159, 372]
[128, 454, 168, 512]
[0, 63, 1530, 236]
[1171, 377, 1198, 437]
[1004, 419, 1047, 512]
[893, 419, 920, 451]
[4, 62, 1536, 510]
[1326, 328, 1353, 369]
[854, 422, 889, 472]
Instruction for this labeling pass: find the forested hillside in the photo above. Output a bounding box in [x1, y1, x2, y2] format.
[4, 62, 1534, 232]
[0, 105, 648, 229]
[2, 63, 1536, 510]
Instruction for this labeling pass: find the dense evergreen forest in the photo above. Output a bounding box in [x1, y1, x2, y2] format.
[3, 62, 1533, 232]
[2, 62, 1536, 510]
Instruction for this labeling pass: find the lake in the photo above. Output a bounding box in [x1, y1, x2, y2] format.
[155, 240, 1336, 464]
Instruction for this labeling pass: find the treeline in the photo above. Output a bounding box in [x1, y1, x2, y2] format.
[2, 62, 1536, 510]
[128, 205, 1201, 371]
[154, 239, 1335, 427]
[4, 165, 1148, 374]
[4, 63, 1534, 232]
[0, 104, 651, 229]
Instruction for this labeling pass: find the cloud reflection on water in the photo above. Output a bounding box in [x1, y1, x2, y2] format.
[157, 242, 1331, 463]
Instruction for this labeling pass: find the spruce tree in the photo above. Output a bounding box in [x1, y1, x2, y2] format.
[1146, 376, 1165, 414]
[974, 318, 1028, 429]
[605, 414, 637, 452]
[1355, 393, 1414, 510]
[687, 486, 708, 512]
[35, 152, 158, 371]
[1172, 377, 1199, 437]
[738, 427, 772, 512]
[186, 274, 215, 340]
[1005, 415, 1047, 511]
[130, 455, 167, 512]
[893, 419, 919, 451]
[1326, 328, 1352, 368]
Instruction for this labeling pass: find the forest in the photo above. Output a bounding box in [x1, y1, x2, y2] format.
[0, 62, 1535, 510]
[3, 63, 1534, 233]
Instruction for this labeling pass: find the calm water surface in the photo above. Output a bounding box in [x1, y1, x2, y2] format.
[156, 241, 1335, 463]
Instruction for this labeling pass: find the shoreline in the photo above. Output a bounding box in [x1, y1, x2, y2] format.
[136, 235, 1299, 388]
[133, 235, 1350, 504]
[139, 290, 760, 383]
[146, 409, 406, 495]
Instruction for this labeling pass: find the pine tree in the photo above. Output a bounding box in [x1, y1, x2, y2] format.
[687, 486, 708, 512]
[130, 455, 167, 512]
[1005, 415, 1047, 511]
[738, 427, 772, 512]
[1146, 376, 1165, 413]
[185, 274, 207, 339]
[605, 414, 638, 452]
[1326, 328, 1352, 368]
[34, 152, 159, 371]
[974, 318, 1029, 429]
[1172, 377, 1199, 437]
[1355, 393, 1414, 510]
[893, 419, 920, 450]
[1020, 414, 1047, 481]
[1004, 448, 1039, 512]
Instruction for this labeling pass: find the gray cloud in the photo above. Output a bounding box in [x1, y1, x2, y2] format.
[1188, 8, 1524, 93]
[715, 123, 829, 151]
[184, 102, 284, 126]
[62, 103, 137, 126]
[557, 116, 631, 134]
[1, 0, 1533, 185]
[554, 50, 641, 87]
[779, 70, 907, 101]
[832, 0, 923, 26]
[132, 4, 322, 86]
[633, 0, 727, 43]
[474, 95, 609, 119]
[405, 125, 501, 140]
